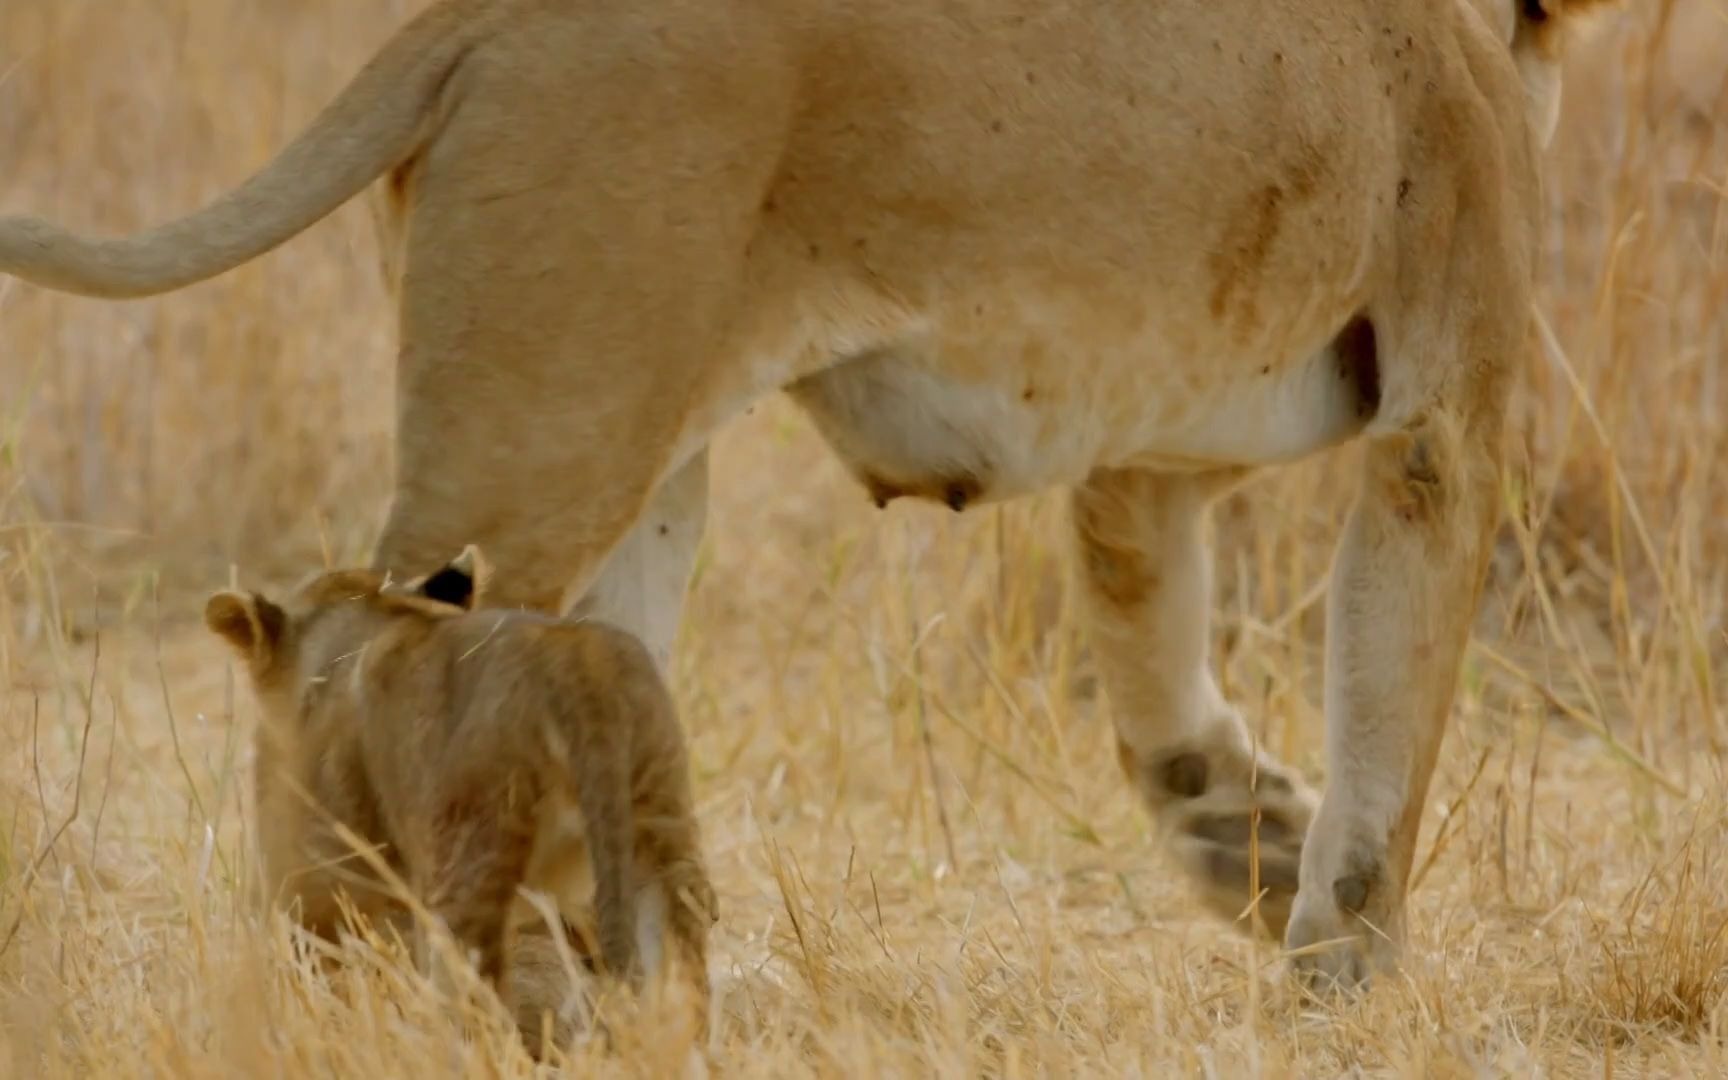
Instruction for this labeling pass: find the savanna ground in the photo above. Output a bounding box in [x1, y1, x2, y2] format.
[1, 1, 1726, 1075]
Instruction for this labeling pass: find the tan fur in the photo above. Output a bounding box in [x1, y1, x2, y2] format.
[204, 554, 716, 1042]
[9, 0, 1611, 988]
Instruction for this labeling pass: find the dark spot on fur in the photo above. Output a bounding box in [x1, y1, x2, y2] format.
[1334, 872, 1372, 914]
[1404, 438, 1441, 486]
[761, 195, 777, 213]
[1021, 384, 1036, 401]
[1273, 51, 1283, 64]
[1260, 364, 1272, 375]
[386, 164, 414, 210]
[1387, 435, 1445, 523]
[990, 119, 1004, 134]
[865, 474, 903, 509]
[1025, 70, 1037, 85]
[1208, 183, 1285, 321]
[1078, 531, 1156, 607]
[418, 567, 474, 609]
[808, 242, 822, 259]
[1158, 752, 1210, 799]
[657, 524, 669, 537]
[941, 476, 982, 513]
[1396, 177, 1412, 206]
[1208, 140, 1327, 329]
[1334, 316, 1381, 420]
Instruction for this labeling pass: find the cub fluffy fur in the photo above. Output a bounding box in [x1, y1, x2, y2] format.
[205, 547, 716, 1027]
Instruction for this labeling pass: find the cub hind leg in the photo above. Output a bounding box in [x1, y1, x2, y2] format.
[417, 785, 537, 995]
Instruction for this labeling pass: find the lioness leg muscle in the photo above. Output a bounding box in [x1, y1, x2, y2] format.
[1072, 466, 1315, 937]
[366, 8, 787, 611]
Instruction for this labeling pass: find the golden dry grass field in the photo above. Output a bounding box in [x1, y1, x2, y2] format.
[1, 1, 1727, 1075]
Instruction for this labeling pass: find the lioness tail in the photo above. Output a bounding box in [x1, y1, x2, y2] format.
[0, 0, 495, 299]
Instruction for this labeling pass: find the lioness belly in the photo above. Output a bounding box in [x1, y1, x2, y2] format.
[747, 0, 1397, 507]
[787, 311, 1380, 509]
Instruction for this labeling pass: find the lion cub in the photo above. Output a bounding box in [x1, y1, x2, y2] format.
[205, 547, 716, 1020]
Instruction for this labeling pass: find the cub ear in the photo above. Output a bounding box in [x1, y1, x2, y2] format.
[416, 544, 490, 611]
[204, 590, 287, 662]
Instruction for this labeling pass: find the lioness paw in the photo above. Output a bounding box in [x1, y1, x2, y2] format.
[1284, 827, 1401, 992]
[1119, 738, 1316, 938]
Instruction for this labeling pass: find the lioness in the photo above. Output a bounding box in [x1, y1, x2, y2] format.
[203, 547, 717, 1027]
[4, 0, 1612, 985]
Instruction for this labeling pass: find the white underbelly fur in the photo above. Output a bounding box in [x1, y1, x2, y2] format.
[788, 330, 1372, 507]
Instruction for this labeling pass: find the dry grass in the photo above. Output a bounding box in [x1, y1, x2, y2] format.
[2, 0, 1727, 1075]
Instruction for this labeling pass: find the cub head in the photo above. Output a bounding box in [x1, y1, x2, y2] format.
[204, 546, 490, 684]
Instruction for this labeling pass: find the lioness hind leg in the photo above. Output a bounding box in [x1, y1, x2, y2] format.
[1284, 407, 1505, 988]
[1072, 466, 1315, 937]
[1282, 83, 1534, 986]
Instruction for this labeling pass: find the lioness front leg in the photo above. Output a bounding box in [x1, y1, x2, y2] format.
[568, 451, 710, 672]
[1073, 466, 1316, 937]
[362, 6, 783, 614]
